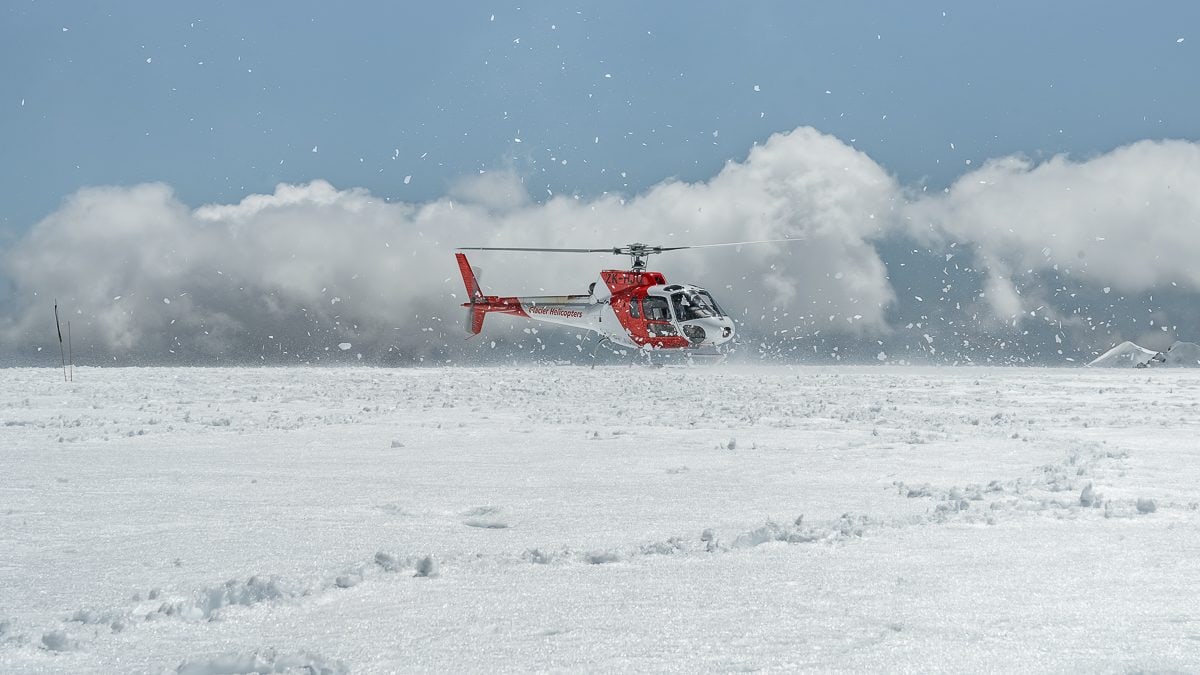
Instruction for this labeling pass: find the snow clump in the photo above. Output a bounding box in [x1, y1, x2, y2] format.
[414, 555, 439, 577]
[175, 648, 348, 675]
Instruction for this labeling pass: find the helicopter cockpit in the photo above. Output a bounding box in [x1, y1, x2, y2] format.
[644, 283, 734, 347]
[669, 288, 722, 321]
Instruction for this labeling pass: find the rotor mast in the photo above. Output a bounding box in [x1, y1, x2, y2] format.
[615, 243, 664, 271]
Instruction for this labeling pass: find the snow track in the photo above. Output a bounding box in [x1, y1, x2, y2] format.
[2, 366, 1199, 672]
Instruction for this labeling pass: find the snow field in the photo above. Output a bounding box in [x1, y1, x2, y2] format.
[1, 365, 1199, 672]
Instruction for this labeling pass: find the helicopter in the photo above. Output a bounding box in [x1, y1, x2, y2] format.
[454, 239, 798, 358]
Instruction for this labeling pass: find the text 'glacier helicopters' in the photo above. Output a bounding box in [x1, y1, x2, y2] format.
[454, 239, 798, 359]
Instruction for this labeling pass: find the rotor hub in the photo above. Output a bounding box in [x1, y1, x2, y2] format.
[613, 243, 665, 271]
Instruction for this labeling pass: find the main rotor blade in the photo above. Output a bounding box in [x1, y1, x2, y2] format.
[456, 246, 615, 253]
[457, 237, 803, 254]
[667, 237, 805, 250]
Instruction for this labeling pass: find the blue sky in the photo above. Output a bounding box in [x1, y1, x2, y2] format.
[3, 1, 1196, 235]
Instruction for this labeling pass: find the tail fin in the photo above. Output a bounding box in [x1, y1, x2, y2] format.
[456, 253, 486, 336]
[455, 253, 484, 303]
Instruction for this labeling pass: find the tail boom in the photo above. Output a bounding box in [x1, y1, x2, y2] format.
[456, 253, 528, 335]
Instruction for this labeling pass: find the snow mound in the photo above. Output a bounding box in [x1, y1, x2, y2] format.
[1087, 341, 1159, 368]
[463, 505, 510, 529]
[175, 648, 348, 675]
[40, 629, 77, 652]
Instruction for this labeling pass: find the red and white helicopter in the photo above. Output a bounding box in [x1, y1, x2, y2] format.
[454, 240, 796, 358]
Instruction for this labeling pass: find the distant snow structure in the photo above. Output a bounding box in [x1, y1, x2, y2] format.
[1087, 340, 1200, 368]
[1160, 341, 1200, 366]
[1087, 341, 1158, 368]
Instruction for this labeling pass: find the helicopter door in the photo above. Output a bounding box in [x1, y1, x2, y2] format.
[642, 296, 678, 337]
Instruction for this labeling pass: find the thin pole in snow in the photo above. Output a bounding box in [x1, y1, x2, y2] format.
[68, 320, 74, 382]
[54, 300, 66, 382]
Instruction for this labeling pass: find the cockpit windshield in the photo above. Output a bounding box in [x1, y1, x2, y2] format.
[697, 290, 725, 317]
[671, 291, 721, 321]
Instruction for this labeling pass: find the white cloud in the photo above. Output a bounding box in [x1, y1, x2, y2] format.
[0, 128, 901, 361]
[905, 139, 1200, 316]
[5, 132, 1200, 362]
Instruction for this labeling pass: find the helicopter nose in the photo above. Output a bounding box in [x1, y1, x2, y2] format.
[714, 318, 734, 344]
[684, 318, 733, 345]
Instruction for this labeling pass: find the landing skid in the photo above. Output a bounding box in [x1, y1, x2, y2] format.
[684, 350, 727, 366]
[639, 346, 726, 367]
[583, 334, 726, 367]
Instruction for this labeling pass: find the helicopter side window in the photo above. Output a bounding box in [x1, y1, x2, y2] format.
[628, 297, 641, 319]
[643, 297, 670, 322]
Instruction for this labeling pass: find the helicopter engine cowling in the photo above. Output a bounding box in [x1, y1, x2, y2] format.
[590, 275, 612, 303]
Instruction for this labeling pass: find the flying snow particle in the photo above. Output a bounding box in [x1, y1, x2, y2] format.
[1177, 37, 1185, 43]
[1103, 287, 1111, 294]
[338, 343, 352, 351]
[753, 84, 760, 92]
[877, 352, 888, 361]
[403, 175, 412, 184]
[311, 146, 318, 153]
[163, 298, 171, 304]
[146, 57, 152, 64]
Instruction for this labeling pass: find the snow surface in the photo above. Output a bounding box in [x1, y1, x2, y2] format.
[2, 365, 1200, 672]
